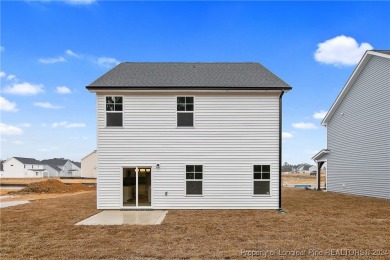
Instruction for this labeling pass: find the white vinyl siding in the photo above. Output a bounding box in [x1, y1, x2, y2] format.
[96, 92, 280, 209]
[326, 55, 390, 199]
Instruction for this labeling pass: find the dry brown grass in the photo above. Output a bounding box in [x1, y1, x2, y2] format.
[0, 178, 96, 185]
[0, 191, 94, 202]
[0, 189, 19, 196]
[1, 189, 389, 259]
[283, 173, 326, 186]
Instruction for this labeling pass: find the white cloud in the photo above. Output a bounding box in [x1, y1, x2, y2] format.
[56, 86, 72, 94]
[65, 49, 81, 58]
[13, 140, 24, 145]
[0, 123, 23, 136]
[0, 97, 18, 112]
[282, 132, 293, 138]
[292, 122, 318, 129]
[3, 82, 44, 95]
[38, 56, 66, 64]
[51, 121, 86, 128]
[19, 123, 32, 128]
[34, 102, 62, 109]
[7, 74, 17, 81]
[66, 123, 86, 128]
[313, 110, 327, 120]
[314, 35, 373, 66]
[0, 71, 5, 78]
[97, 57, 120, 67]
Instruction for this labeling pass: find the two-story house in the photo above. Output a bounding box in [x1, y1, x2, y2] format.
[41, 158, 81, 177]
[313, 50, 389, 199]
[1, 157, 48, 178]
[87, 62, 291, 209]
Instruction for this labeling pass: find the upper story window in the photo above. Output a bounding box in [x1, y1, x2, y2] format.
[106, 96, 123, 127]
[177, 97, 194, 127]
[253, 165, 271, 195]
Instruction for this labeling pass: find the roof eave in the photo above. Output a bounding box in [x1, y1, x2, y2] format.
[311, 149, 330, 161]
[322, 50, 390, 125]
[86, 86, 292, 92]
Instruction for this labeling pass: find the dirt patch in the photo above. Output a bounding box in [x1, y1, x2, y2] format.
[1, 189, 389, 259]
[0, 189, 12, 196]
[9, 179, 95, 194]
[0, 178, 96, 185]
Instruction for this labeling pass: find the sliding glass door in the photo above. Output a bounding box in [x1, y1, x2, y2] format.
[123, 167, 151, 207]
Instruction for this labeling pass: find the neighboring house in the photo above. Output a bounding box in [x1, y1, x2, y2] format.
[296, 165, 316, 174]
[41, 158, 81, 177]
[43, 164, 62, 178]
[1, 157, 49, 178]
[87, 62, 292, 209]
[81, 150, 97, 178]
[70, 161, 81, 177]
[313, 50, 390, 199]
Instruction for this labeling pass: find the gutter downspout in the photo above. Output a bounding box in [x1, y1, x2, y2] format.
[279, 90, 285, 210]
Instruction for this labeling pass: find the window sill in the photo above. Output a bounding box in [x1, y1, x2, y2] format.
[252, 194, 272, 197]
[176, 127, 195, 129]
[104, 126, 124, 128]
[185, 195, 204, 197]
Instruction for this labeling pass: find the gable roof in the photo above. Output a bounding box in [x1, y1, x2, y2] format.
[87, 62, 292, 91]
[14, 157, 41, 165]
[71, 161, 81, 168]
[322, 50, 390, 125]
[45, 164, 62, 172]
[41, 158, 69, 166]
[375, 50, 390, 55]
[312, 149, 330, 162]
[81, 150, 97, 160]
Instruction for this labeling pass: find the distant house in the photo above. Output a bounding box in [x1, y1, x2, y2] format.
[43, 164, 62, 177]
[1, 157, 49, 178]
[0, 157, 82, 178]
[81, 150, 97, 178]
[313, 50, 390, 199]
[87, 62, 292, 209]
[295, 165, 316, 174]
[41, 158, 81, 177]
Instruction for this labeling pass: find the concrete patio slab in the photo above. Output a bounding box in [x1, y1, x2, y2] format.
[76, 210, 168, 225]
[0, 200, 30, 208]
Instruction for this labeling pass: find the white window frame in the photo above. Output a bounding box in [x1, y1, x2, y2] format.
[105, 95, 123, 127]
[253, 164, 271, 196]
[185, 164, 203, 196]
[176, 96, 195, 128]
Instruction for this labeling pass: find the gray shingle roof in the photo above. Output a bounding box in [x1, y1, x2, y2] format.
[87, 62, 291, 90]
[41, 158, 68, 166]
[46, 164, 62, 172]
[374, 50, 390, 55]
[14, 157, 41, 165]
[71, 161, 81, 168]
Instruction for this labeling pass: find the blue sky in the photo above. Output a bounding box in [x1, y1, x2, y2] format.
[1, 1, 389, 164]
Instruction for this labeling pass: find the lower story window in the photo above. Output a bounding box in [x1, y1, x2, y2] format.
[253, 165, 270, 195]
[186, 165, 203, 195]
